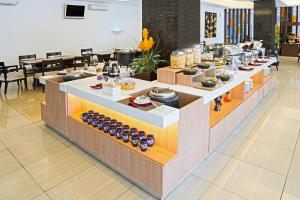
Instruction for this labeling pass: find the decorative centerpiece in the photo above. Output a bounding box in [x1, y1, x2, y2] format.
[130, 28, 165, 81]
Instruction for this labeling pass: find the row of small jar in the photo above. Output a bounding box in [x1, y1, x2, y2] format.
[170, 44, 202, 69]
[80, 110, 154, 152]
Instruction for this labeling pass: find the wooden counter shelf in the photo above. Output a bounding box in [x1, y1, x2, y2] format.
[210, 98, 243, 128]
[69, 112, 176, 165]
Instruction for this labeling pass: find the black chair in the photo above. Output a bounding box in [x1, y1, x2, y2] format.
[81, 48, 93, 56]
[0, 62, 28, 94]
[117, 52, 134, 67]
[33, 58, 63, 90]
[73, 56, 90, 70]
[19, 54, 37, 76]
[46, 52, 62, 58]
[97, 54, 111, 63]
[81, 48, 99, 65]
[266, 49, 279, 71]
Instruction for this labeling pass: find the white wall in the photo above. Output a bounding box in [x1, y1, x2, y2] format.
[0, 0, 142, 65]
[200, 2, 225, 45]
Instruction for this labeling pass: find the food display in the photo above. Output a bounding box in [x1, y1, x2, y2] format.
[193, 44, 202, 64]
[80, 110, 155, 152]
[183, 68, 198, 76]
[216, 73, 230, 81]
[198, 62, 210, 69]
[148, 87, 179, 108]
[170, 50, 185, 69]
[201, 79, 217, 88]
[120, 79, 136, 90]
[184, 48, 194, 66]
[223, 92, 232, 102]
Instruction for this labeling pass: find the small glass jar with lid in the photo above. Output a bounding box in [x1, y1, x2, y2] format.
[192, 44, 202, 64]
[170, 50, 185, 69]
[184, 48, 194, 67]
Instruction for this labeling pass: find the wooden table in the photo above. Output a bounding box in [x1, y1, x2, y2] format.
[21, 55, 76, 65]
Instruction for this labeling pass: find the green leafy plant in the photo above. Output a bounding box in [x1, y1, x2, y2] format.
[274, 24, 281, 50]
[129, 28, 165, 74]
[130, 44, 165, 74]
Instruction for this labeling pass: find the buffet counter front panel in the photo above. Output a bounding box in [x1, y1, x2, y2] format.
[41, 59, 276, 199]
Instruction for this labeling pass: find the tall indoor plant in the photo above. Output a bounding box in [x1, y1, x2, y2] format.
[130, 28, 164, 81]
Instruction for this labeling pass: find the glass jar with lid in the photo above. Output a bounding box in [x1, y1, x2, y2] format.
[192, 44, 202, 64]
[170, 50, 185, 69]
[184, 48, 194, 67]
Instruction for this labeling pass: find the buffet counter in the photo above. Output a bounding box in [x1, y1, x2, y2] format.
[41, 58, 276, 199]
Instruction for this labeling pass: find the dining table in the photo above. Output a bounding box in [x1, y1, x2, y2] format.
[21, 55, 76, 65]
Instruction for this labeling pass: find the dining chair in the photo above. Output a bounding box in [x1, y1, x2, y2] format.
[0, 62, 28, 95]
[19, 54, 37, 77]
[97, 53, 111, 63]
[46, 52, 62, 59]
[81, 48, 99, 65]
[81, 48, 93, 56]
[73, 56, 90, 70]
[33, 58, 63, 91]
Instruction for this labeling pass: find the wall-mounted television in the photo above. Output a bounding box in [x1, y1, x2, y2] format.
[65, 4, 85, 19]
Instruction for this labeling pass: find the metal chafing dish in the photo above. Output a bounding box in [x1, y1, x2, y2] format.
[148, 87, 179, 108]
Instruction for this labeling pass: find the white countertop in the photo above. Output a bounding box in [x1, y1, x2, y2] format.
[154, 57, 277, 104]
[59, 57, 276, 128]
[60, 77, 179, 128]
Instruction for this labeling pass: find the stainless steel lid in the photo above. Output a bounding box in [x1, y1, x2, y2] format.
[148, 87, 177, 99]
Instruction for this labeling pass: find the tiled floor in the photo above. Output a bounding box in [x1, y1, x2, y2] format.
[0, 56, 299, 200]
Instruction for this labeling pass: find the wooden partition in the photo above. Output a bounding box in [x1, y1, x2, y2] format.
[44, 77, 68, 137]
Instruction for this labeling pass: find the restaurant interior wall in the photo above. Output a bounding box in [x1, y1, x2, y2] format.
[200, 2, 225, 44]
[0, 0, 142, 65]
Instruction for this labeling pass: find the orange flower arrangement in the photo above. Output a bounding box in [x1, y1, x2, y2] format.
[139, 28, 155, 52]
[130, 28, 165, 75]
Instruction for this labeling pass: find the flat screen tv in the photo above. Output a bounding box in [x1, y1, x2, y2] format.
[65, 4, 85, 19]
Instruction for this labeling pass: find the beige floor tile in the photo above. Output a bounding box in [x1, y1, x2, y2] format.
[8, 134, 69, 166]
[32, 193, 51, 200]
[235, 140, 293, 175]
[214, 159, 285, 200]
[248, 117, 299, 151]
[131, 186, 158, 200]
[0, 103, 20, 118]
[36, 122, 72, 147]
[0, 141, 5, 151]
[25, 148, 91, 190]
[296, 141, 300, 153]
[268, 106, 300, 121]
[282, 178, 300, 200]
[0, 124, 47, 147]
[165, 175, 210, 200]
[200, 184, 245, 200]
[216, 134, 246, 157]
[0, 168, 43, 200]
[288, 152, 300, 181]
[0, 114, 32, 133]
[117, 189, 146, 200]
[193, 152, 230, 182]
[0, 149, 22, 177]
[47, 165, 129, 200]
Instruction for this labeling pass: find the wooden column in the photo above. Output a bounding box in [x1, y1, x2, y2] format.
[142, 0, 200, 59]
[254, 0, 276, 50]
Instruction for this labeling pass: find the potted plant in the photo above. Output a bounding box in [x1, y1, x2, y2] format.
[130, 28, 165, 81]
